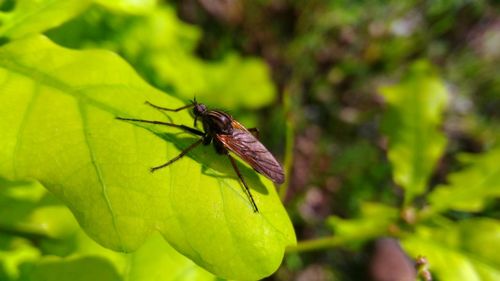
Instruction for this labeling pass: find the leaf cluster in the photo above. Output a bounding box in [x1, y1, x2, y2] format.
[325, 62, 500, 281]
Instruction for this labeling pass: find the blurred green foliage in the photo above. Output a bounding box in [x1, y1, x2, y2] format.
[46, 5, 276, 111]
[0, 179, 216, 281]
[329, 63, 499, 280]
[403, 218, 500, 281]
[0, 0, 90, 39]
[381, 61, 448, 204]
[427, 148, 500, 214]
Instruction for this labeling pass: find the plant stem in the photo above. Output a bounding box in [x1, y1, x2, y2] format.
[286, 236, 344, 253]
[280, 87, 296, 202]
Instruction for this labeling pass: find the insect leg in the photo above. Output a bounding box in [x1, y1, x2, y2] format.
[247, 128, 260, 139]
[150, 138, 204, 172]
[145, 101, 194, 112]
[116, 117, 204, 136]
[227, 154, 259, 213]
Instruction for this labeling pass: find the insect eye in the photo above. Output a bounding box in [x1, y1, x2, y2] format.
[193, 104, 207, 116]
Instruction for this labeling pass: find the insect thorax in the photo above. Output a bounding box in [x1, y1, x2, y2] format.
[203, 110, 233, 135]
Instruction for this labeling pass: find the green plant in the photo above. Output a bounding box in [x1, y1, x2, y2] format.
[287, 61, 500, 281]
[0, 1, 294, 280]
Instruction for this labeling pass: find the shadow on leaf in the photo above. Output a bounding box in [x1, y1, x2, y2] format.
[153, 131, 269, 195]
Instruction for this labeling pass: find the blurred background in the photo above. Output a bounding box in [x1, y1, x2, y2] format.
[2, 0, 499, 280]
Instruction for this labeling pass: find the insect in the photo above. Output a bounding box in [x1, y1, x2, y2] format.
[116, 99, 285, 213]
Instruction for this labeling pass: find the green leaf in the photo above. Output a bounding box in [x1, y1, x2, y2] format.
[0, 179, 78, 239]
[122, 234, 216, 281]
[0, 179, 78, 280]
[0, 35, 295, 280]
[24, 256, 122, 281]
[426, 148, 500, 214]
[154, 53, 277, 110]
[0, 235, 40, 281]
[24, 233, 216, 281]
[95, 0, 157, 14]
[380, 61, 448, 203]
[402, 218, 500, 281]
[327, 202, 398, 247]
[1, 178, 216, 281]
[0, 0, 90, 39]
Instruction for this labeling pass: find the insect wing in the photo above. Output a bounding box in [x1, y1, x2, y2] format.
[217, 122, 285, 184]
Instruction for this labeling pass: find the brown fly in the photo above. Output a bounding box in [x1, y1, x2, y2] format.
[116, 99, 284, 212]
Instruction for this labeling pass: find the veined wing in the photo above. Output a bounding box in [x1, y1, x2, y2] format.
[217, 121, 285, 184]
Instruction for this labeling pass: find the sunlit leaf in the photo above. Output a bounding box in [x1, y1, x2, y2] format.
[327, 203, 398, 247]
[0, 235, 40, 281]
[121, 234, 216, 281]
[0, 35, 295, 280]
[1, 179, 216, 281]
[0, 179, 78, 239]
[24, 233, 216, 281]
[24, 256, 122, 281]
[153, 52, 276, 110]
[426, 148, 500, 214]
[95, 0, 157, 14]
[0, 0, 90, 39]
[380, 61, 448, 203]
[402, 218, 500, 281]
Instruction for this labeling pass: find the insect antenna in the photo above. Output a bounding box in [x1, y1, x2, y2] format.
[145, 101, 195, 112]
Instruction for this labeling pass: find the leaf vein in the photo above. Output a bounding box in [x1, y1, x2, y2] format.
[12, 79, 40, 178]
[78, 101, 125, 251]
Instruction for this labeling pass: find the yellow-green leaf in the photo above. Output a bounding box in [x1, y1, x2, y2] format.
[0, 0, 90, 39]
[95, 0, 157, 14]
[0, 35, 295, 280]
[426, 148, 500, 214]
[402, 218, 500, 281]
[327, 202, 398, 247]
[380, 61, 448, 203]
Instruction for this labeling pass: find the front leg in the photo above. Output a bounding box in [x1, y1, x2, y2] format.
[116, 117, 205, 136]
[145, 101, 194, 112]
[150, 139, 204, 172]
